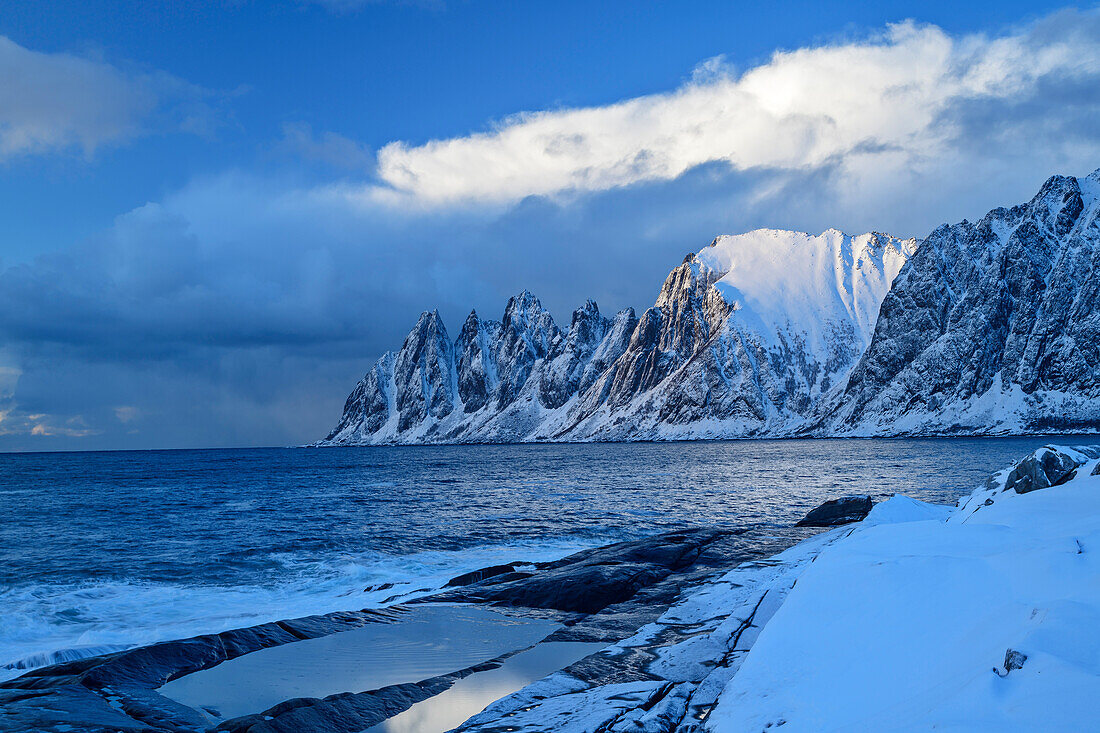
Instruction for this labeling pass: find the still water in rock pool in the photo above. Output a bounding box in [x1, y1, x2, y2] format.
[3, 437, 1095, 679]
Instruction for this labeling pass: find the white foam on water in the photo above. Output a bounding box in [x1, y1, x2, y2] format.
[0, 537, 601, 682]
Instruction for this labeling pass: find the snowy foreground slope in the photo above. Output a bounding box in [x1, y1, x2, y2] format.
[457, 444, 1100, 732]
[320, 167, 1100, 444]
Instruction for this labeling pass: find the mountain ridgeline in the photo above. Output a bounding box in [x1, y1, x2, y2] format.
[320, 169, 1100, 445]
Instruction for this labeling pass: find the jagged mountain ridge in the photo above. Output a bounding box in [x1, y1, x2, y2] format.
[321, 229, 916, 444]
[320, 168, 1100, 445]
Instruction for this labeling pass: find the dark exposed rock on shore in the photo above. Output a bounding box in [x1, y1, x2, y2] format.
[443, 564, 518, 587]
[429, 529, 728, 614]
[796, 496, 873, 527]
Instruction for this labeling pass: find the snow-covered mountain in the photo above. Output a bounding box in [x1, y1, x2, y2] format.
[827, 169, 1100, 435]
[320, 168, 1100, 445]
[320, 229, 915, 444]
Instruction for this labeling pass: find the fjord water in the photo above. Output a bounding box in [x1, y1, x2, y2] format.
[2, 437, 1096, 679]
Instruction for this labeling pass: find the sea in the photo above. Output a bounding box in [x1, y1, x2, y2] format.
[2, 436, 1096, 680]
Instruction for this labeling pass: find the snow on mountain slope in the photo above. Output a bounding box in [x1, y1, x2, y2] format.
[318, 229, 914, 445]
[699, 228, 911, 355]
[542, 229, 916, 441]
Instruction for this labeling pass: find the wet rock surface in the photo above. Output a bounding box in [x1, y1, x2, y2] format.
[796, 496, 874, 526]
[428, 528, 730, 614]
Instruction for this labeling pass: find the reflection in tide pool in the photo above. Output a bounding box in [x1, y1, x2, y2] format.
[159, 605, 560, 722]
[365, 642, 606, 733]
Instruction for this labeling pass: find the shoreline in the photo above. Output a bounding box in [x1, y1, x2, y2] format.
[4, 443, 1098, 731]
[0, 522, 830, 732]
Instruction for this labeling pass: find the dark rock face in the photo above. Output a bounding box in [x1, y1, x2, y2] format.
[994, 649, 1028, 677]
[455, 311, 500, 414]
[393, 310, 455, 432]
[539, 300, 610, 409]
[1001, 445, 1100, 494]
[835, 171, 1100, 435]
[321, 293, 639, 444]
[796, 496, 874, 527]
[598, 258, 729, 410]
[494, 291, 559, 408]
[325, 354, 393, 441]
[434, 529, 727, 614]
[443, 564, 516, 588]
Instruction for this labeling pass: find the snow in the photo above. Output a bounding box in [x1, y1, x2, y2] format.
[708, 446, 1100, 732]
[456, 446, 1100, 732]
[695, 228, 915, 354]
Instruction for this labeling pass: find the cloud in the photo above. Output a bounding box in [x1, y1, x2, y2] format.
[278, 122, 374, 170]
[114, 406, 139, 423]
[0, 35, 221, 161]
[0, 403, 99, 438]
[373, 11, 1100, 206]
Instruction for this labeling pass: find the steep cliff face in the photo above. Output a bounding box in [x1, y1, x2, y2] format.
[550, 229, 915, 440]
[539, 300, 611, 410]
[831, 170, 1100, 435]
[319, 167, 1100, 445]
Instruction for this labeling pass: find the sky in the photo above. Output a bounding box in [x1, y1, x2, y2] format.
[1, 0, 1099, 451]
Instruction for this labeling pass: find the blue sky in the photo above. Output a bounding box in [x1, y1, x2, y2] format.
[0, 0, 1098, 450]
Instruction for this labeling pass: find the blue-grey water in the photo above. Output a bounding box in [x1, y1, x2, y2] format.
[1, 437, 1095, 679]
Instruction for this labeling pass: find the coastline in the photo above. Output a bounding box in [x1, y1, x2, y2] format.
[4, 444, 1098, 732]
[0, 523, 830, 732]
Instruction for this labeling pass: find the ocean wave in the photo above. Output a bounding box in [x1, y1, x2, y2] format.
[0, 537, 603, 682]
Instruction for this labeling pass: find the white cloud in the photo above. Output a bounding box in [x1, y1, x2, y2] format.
[114, 405, 139, 423]
[373, 11, 1100, 206]
[0, 36, 217, 160]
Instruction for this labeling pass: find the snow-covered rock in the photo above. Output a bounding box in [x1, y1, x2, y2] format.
[708, 445, 1100, 732]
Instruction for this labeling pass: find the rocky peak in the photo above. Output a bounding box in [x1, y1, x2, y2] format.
[837, 167, 1100, 433]
[456, 309, 501, 414]
[653, 259, 729, 357]
[393, 310, 455, 431]
[319, 168, 1100, 445]
[539, 300, 611, 409]
[494, 291, 559, 408]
